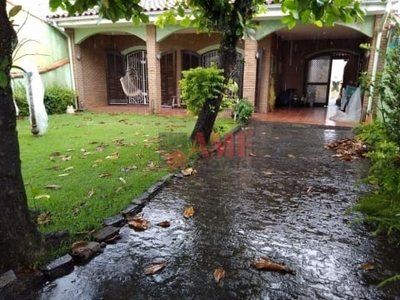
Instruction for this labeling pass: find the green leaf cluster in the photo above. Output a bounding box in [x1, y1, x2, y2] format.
[233, 98, 253, 124]
[351, 21, 400, 241]
[180, 65, 225, 116]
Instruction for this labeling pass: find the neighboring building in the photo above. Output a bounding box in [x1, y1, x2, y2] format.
[7, 0, 73, 92]
[46, 0, 397, 117]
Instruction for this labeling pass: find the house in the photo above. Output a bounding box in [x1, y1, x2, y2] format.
[46, 0, 397, 118]
[7, 0, 73, 91]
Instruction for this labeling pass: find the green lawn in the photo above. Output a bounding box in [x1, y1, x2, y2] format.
[18, 111, 236, 239]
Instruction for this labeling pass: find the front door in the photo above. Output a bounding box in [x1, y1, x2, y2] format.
[106, 51, 127, 104]
[305, 55, 331, 106]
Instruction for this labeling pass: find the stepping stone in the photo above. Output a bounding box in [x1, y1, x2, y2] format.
[93, 226, 120, 242]
[41, 254, 74, 279]
[0, 270, 17, 289]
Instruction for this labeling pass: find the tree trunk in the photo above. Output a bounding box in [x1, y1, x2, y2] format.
[190, 0, 254, 143]
[0, 0, 43, 273]
[190, 33, 239, 143]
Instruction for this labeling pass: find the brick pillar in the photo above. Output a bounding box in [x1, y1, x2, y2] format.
[242, 38, 258, 107]
[146, 25, 161, 114]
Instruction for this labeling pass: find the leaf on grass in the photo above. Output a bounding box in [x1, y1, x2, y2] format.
[115, 186, 124, 193]
[45, 184, 61, 190]
[34, 194, 50, 200]
[64, 166, 74, 171]
[37, 211, 51, 225]
[135, 153, 143, 159]
[99, 172, 112, 178]
[148, 161, 156, 169]
[93, 159, 103, 163]
[156, 220, 171, 228]
[58, 173, 70, 177]
[105, 153, 120, 160]
[120, 165, 138, 172]
[46, 165, 61, 170]
[61, 155, 72, 161]
[144, 261, 167, 275]
[254, 257, 295, 275]
[87, 189, 94, 198]
[360, 262, 374, 271]
[119, 177, 126, 184]
[128, 217, 151, 231]
[183, 206, 195, 219]
[213, 267, 226, 282]
[50, 151, 61, 157]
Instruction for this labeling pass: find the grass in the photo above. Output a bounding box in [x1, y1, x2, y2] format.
[18, 111, 237, 261]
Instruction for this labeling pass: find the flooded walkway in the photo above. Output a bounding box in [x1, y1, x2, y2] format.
[11, 122, 400, 299]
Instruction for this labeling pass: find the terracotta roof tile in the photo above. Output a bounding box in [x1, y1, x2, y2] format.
[47, 0, 176, 19]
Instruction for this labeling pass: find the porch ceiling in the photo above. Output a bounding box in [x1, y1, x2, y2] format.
[275, 24, 366, 41]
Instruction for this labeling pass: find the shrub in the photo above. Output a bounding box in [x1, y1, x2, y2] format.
[44, 86, 75, 115]
[13, 82, 29, 116]
[233, 98, 253, 124]
[12, 84, 75, 116]
[180, 65, 225, 116]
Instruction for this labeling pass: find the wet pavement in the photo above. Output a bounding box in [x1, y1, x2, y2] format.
[5, 121, 400, 299]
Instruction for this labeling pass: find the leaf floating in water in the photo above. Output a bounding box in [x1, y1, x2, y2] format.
[156, 220, 171, 228]
[181, 167, 197, 176]
[213, 267, 226, 282]
[128, 217, 151, 231]
[288, 154, 295, 158]
[144, 261, 167, 275]
[183, 206, 195, 219]
[249, 152, 256, 157]
[361, 262, 374, 271]
[254, 257, 295, 275]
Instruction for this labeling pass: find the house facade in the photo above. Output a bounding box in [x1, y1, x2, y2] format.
[7, 0, 72, 91]
[47, 1, 397, 118]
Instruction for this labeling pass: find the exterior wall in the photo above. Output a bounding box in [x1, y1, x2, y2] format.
[278, 36, 369, 96]
[363, 15, 389, 119]
[8, 2, 71, 91]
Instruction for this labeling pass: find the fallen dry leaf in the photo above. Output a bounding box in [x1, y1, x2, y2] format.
[46, 165, 61, 170]
[87, 189, 94, 198]
[36, 211, 51, 225]
[128, 217, 151, 231]
[254, 257, 295, 275]
[156, 220, 171, 228]
[183, 206, 195, 219]
[115, 186, 124, 193]
[288, 154, 295, 158]
[144, 261, 167, 275]
[213, 267, 226, 282]
[249, 152, 256, 157]
[61, 155, 72, 161]
[262, 170, 274, 175]
[105, 153, 120, 160]
[64, 166, 74, 171]
[45, 184, 61, 190]
[181, 167, 197, 176]
[325, 138, 368, 161]
[58, 173, 70, 177]
[119, 177, 126, 184]
[120, 165, 138, 172]
[99, 172, 112, 178]
[360, 262, 374, 271]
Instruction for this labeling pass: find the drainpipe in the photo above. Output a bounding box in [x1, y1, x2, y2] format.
[48, 20, 78, 109]
[367, 0, 392, 115]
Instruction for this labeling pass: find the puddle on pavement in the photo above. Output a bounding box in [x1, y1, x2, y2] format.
[10, 122, 400, 300]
